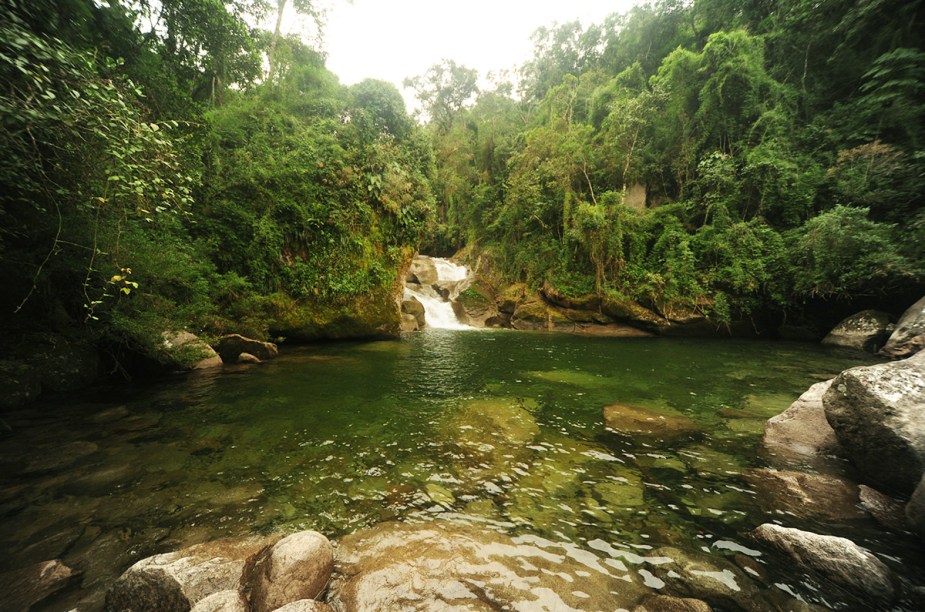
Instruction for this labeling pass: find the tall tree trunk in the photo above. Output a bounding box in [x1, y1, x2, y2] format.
[267, 0, 288, 81]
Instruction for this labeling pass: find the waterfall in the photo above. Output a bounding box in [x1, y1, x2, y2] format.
[404, 256, 473, 330]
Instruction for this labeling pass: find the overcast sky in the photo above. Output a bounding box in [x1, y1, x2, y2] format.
[308, 0, 640, 109]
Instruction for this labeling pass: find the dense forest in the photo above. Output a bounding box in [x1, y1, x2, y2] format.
[1, 0, 923, 379]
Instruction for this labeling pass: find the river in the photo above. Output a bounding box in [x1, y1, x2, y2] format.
[1, 331, 922, 609]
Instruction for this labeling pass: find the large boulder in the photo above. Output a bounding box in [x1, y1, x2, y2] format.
[751, 524, 895, 604]
[603, 403, 700, 443]
[400, 295, 426, 329]
[763, 380, 842, 464]
[880, 296, 925, 358]
[327, 519, 649, 610]
[822, 310, 894, 353]
[510, 300, 574, 332]
[0, 559, 80, 611]
[162, 331, 223, 370]
[214, 334, 278, 363]
[823, 352, 925, 495]
[189, 590, 248, 612]
[407, 256, 438, 285]
[243, 531, 333, 612]
[105, 534, 277, 611]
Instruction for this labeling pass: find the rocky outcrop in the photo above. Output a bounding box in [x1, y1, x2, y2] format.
[823, 352, 925, 495]
[604, 403, 700, 442]
[244, 531, 333, 612]
[751, 524, 895, 604]
[214, 334, 278, 363]
[268, 287, 403, 341]
[327, 519, 650, 610]
[880, 296, 925, 358]
[190, 590, 248, 612]
[822, 310, 894, 353]
[0, 559, 80, 611]
[105, 535, 278, 611]
[763, 380, 842, 464]
[162, 331, 223, 370]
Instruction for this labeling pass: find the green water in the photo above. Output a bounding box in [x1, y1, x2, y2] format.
[1, 331, 922, 609]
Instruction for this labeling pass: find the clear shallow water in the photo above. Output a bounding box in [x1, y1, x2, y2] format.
[1, 331, 923, 609]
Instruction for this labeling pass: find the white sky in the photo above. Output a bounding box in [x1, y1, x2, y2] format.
[293, 0, 641, 110]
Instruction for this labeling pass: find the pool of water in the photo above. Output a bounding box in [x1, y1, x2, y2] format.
[1, 331, 922, 609]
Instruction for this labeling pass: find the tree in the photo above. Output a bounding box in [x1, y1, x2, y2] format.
[404, 60, 479, 131]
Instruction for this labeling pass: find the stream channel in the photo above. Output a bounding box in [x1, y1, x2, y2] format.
[2, 329, 924, 609]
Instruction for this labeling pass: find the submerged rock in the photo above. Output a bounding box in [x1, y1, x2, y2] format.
[327, 519, 649, 610]
[648, 545, 768, 610]
[858, 485, 909, 532]
[105, 534, 278, 611]
[751, 523, 895, 604]
[823, 352, 925, 495]
[743, 468, 867, 521]
[763, 380, 842, 465]
[603, 403, 700, 442]
[243, 531, 333, 612]
[822, 310, 894, 353]
[214, 334, 278, 363]
[880, 295, 925, 358]
[0, 559, 80, 612]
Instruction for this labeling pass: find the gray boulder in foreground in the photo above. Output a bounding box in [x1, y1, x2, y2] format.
[823, 352, 925, 495]
[751, 524, 894, 603]
[244, 531, 333, 612]
[880, 296, 925, 358]
[822, 310, 894, 353]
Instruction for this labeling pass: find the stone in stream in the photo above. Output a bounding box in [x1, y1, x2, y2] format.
[743, 468, 867, 521]
[821, 309, 894, 353]
[243, 531, 334, 612]
[214, 334, 279, 363]
[162, 331, 224, 370]
[633, 595, 712, 611]
[880, 295, 925, 358]
[750, 523, 895, 604]
[238, 352, 262, 364]
[400, 295, 426, 329]
[823, 351, 925, 495]
[0, 559, 80, 611]
[603, 403, 700, 443]
[858, 485, 909, 532]
[407, 256, 438, 285]
[105, 534, 279, 611]
[326, 519, 650, 610]
[762, 380, 844, 468]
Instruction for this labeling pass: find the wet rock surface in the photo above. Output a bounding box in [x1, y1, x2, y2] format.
[751, 523, 895, 604]
[327, 519, 650, 611]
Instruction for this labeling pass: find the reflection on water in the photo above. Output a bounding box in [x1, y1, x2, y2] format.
[1, 331, 923, 609]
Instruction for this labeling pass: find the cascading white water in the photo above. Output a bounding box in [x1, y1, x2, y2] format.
[405, 257, 473, 330]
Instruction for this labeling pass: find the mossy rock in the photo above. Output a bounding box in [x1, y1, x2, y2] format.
[268, 287, 400, 341]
